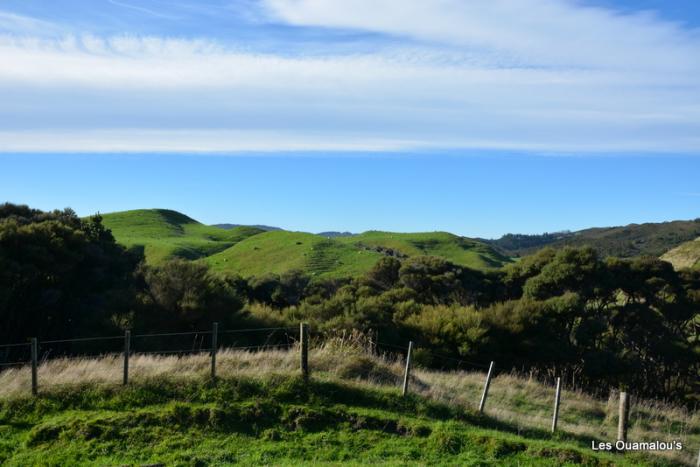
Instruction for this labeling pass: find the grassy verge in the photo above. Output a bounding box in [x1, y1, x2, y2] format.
[0, 375, 669, 466]
[0, 341, 696, 465]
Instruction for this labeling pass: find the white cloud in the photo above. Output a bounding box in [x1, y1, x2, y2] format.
[0, 1, 698, 153]
[262, 0, 700, 73]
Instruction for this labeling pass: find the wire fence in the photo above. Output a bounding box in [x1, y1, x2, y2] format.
[1, 324, 697, 465]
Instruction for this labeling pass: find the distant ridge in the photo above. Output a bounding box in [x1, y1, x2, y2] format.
[483, 218, 700, 259]
[214, 223, 282, 231]
[318, 231, 356, 238]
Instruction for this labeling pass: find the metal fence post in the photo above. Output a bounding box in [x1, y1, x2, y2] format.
[123, 330, 130, 385]
[478, 361, 495, 413]
[618, 391, 630, 443]
[31, 338, 38, 396]
[402, 341, 413, 397]
[551, 377, 562, 433]
[211, 322, 218, 380]
[300, 323, 309, 380]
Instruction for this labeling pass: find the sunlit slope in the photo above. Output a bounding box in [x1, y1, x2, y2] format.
[206, 230, 384, 278]
[661, 237, 700, 270]
[337, 231, 512, 270]
[101, 209, 264, 263]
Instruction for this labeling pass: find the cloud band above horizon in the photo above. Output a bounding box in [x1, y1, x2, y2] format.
[0, 0, 699, 154]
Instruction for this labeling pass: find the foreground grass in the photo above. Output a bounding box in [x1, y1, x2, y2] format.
[0, 342, 696, 465]
[0, 375, 666, 466]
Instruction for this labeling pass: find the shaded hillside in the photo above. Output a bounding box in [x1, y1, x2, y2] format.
[101, 209, 264, 264]
[661, 237, 700, 270]
[484, 219, 700, 258]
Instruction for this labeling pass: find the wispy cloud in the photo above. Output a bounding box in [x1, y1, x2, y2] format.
[0, 1, 698, 154]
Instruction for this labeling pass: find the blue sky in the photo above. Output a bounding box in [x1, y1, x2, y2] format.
[0, 1, 699, 236]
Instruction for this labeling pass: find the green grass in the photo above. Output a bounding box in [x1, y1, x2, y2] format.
[0, 376, 664, 466]
[101, 209, 512, 278]
[338, 231, 513, 270]
[101, 209, 264, 264]
[206, 230, 385, 278]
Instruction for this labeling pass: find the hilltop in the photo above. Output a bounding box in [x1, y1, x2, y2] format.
[484, 219, 700, 259]
[100, 209, 512, 277]
[100, 209, 264, 264]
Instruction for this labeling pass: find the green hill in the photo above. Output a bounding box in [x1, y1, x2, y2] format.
[206, 230, 385, 278]
[485, 219, 700, 259]
[337, 231, 512, 270]
[661, 237, 700, 270]
[100, 209, 264, 264]
[101, 209, 512, 278]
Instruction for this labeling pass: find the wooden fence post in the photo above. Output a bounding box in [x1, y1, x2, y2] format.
[31, 338, 38, 396]
[551, 377, 562, 433]
[478, 361, 495, 413]
[123, 330, 130, 386]
[402, 341, 414, 397]
[300, 323, 309, 380]
[617, 391, 630, 443]
[696, 447, 699, 467]
[211, 322, 218, 380]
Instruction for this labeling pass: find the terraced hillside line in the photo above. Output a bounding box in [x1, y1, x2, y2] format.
[306, 239, 343, 275]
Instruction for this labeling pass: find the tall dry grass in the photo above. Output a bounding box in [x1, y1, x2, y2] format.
[0, 331, 697, 465]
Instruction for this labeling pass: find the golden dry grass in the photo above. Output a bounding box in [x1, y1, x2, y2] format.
[1, 334, 698, 465]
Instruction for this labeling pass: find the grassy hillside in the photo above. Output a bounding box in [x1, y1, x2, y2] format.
[661, 237, 700, 270]
[338, 231, 512, 270]
[101, 209, 264, 264]
[485, 219, 700, 259]
[2, 343, 692, 466]
[101, 209, 511, 278]
[206, 230, 385, 278]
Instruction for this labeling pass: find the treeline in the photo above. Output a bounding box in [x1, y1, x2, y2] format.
[1, 204, 698, 403]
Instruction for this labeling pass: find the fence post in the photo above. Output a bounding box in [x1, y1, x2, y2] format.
[31, 338, 38, 396]
[617, 391, 630, 443]
[551, 377, 562, 433]
[300, 323, 309, 380]
[696, 447, 699, 467]
[478, 361, 495, 413]
[123, 330, 130, 386]
[211, 322, 218, 380]
[402, 341, 413, 397]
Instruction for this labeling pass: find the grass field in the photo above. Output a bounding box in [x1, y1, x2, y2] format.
[0, 339, 696, 466]
[661, 237, 700, 270]
[100, 209, 512, 278]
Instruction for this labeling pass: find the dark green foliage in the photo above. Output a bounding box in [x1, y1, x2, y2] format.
[135, 259, 246, 331]
[0, 204, 141, 343]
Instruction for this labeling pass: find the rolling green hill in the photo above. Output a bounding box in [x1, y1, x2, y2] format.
[100, 209, 264, 264]
[661, 237, 700, 270]
[484, 219, 700, 259]
[101, 209, 512, 278]
[337, 231, 512, 270]
[206, 230, 385, 278]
